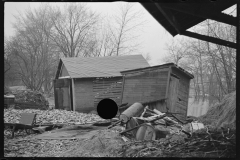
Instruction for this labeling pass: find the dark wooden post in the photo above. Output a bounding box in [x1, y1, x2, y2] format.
[53, 80, 58, 109]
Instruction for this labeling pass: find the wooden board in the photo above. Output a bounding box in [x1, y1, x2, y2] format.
[122, 70, 169, 105]
[54, 79, 70, 88]
[54, 86, 71, 111]
[121, 66, 169, 76]
[74, 78, 94, 112]
[167, 75, 179, 112]
[147, 100, 168, 113]
[93, 77, 123, 108]
[171, 67, 192, 120]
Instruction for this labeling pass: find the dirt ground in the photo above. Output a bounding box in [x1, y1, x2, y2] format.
[4, 126, 126, 157]
[57, 129, 125, 157]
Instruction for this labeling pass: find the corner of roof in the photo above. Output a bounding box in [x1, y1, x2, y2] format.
[55, 59, 63, 79]
[171, 64, 194, 79]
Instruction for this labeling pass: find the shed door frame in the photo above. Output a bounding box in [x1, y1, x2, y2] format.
[54, 78, 73, 111]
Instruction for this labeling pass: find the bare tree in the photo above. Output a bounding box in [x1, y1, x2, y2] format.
[97, 3, 146, 56]
[9, 5, 58, 92]
[88, 18, 117, 57]
[49, 3, 99, 57]
[206, 20, 236, 94]
[4, 36, 11, 74]
[163, 38, 190, 66]
[4, 36, 18, 87]
[55, 3, 147, 58]
[162, 15, 236, 105]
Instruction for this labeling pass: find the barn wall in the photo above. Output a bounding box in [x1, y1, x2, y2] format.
[171, 67, 191, 120]
[74, 78, 94, 113]
[121, 67, 169, 106]
[93, 77, 123, 108]
[73, 77, 123, 113]
[60, 64, 69, 77]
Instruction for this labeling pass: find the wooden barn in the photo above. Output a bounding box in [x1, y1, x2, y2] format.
[53, 55, 149, 113]
[120, 63, 194, 121]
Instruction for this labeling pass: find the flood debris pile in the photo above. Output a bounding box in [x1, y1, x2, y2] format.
[111, 103, 194, 142]
[4, 91, 236, 157]
[119, 127, 235, 157]
[111, 93, 236, 158]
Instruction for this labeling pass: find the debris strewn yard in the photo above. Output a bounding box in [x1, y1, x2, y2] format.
[4, 91, 236, 157]
[4, 1, 236, 158]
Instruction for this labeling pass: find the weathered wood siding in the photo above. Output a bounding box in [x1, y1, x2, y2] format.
[171, 67, 191, 120]
[93, 77, 123, 108]
[167, 75, 180, 112]
[121, 65, 192, 122]
[121, 67, 169, 105]
[74, 78, 94, 113]
[73, 77, 123, 113]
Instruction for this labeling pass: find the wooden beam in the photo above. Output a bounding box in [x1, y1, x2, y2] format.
[181, 30, 237, 49]
[53, 80, 59, 109]
[154, 3, 182, 34]
[120, 76, 125, 106]
[237, 0, 239, 94]
[55, 59, 62, 79]
[161, 3, 237, 26]
[165, 66, 172, 100]
[71, 78, 76, 111]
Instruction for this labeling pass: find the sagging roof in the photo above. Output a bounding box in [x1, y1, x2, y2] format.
[121, 63, 194, 79]
[55, 55, 150, 79]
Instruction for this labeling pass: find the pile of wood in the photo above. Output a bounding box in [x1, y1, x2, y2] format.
[114, 96, 236, 158]
[109, 103, 196, 142]
[119, 126, 235, 157]
[12, 90, 49, 109]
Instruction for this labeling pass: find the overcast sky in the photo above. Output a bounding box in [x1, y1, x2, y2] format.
[5, 2, 182, 66]
[4, 2, 235, 66]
